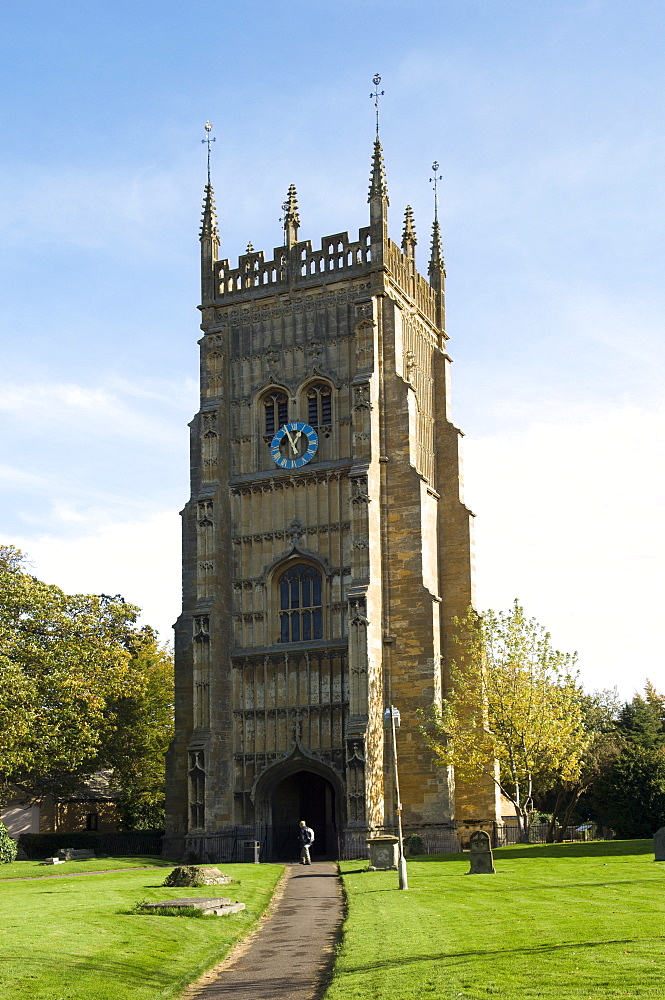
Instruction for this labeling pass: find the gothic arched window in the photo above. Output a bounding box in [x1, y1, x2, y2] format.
[279, 564, 323, 642]
[306, 382, 332, 429]
[264, 391, 288, 437]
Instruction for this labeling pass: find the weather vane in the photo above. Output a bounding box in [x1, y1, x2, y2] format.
[202, 121, 216, 185]
[429, 161, 442, 220]
[370, 73, 385, 137]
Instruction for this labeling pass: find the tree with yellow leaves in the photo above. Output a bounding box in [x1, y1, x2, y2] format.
[422, 601, 588, 842]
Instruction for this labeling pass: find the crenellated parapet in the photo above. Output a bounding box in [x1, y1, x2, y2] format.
[210, 225, 441, 333]
[213, 228, 373, 300]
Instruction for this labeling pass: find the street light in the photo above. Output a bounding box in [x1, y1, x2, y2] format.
[383, 704, 408, 890]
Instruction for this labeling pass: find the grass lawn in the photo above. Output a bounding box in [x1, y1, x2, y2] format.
[328, 840, 665, 1000]
[0, 855, 172, 880]
[0, 857, 284, 1000]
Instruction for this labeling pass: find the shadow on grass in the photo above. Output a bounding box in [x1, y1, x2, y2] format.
[0, 949, 193, 994]
[342, 934, 661, 975]
[494, 840, 653, 860]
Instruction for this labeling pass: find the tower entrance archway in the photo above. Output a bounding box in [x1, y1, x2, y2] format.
[254, 758, 343, 861]
[271, 770, 337, 860]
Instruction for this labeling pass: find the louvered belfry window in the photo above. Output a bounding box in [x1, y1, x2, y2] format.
[264, 391, 288, 436]
[307, 383, 332, 428]
[279, 564, 323, 642]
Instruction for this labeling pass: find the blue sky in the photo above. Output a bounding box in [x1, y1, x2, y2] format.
[1, 0, 664, 698]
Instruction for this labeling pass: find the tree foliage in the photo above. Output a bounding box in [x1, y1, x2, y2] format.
[0, 545, 28, 573]
[541, 689, 623, 841]
[0, 821, 18, 863]
[592, 742, 665, 838]
[0, 554, 173, 823]
[615, 686, 665, 751]
[421, 601, 587, 842]
[580, 682, 665, 838]
[99, 633, 174, 829]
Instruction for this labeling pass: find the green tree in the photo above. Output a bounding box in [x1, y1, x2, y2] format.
[0, 821, 18, 863]
[0, 560, 153, 802]
[592, 742, 665, 838]
[644, 681, 665, 733]
[541, 689, 623, 841]
[421, 601, 587, 842]
[0, 545, 28, 573]
[98, 633, 174, 829]
[615, 689, 665, 750]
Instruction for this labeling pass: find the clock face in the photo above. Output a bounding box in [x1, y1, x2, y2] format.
[270, 421, 318, 469]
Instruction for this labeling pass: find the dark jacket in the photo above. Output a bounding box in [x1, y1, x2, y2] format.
[298, 825, 315, 845]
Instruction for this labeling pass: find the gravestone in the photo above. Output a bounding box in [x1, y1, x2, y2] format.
[468, 830, 495, 874]
[57, 848, 95, 861]
[654, 827, 665, 861]
[41, 857, 66, 865]
[141, 896, 245, 916]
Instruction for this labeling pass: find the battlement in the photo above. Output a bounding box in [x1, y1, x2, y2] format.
[385, 241, 438, 326]
[212, 226, 439, 325]
[214, 227, 373, 299]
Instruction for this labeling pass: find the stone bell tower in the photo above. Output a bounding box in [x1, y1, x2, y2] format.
[164, 127, 501, 861]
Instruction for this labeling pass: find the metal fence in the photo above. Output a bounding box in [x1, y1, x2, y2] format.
[184, 827, 265, 864]
[183, 826, 464, 863]
[494, 822, 613, 847]
[20, 830, 164, 858]
[339, 829, 462, 860]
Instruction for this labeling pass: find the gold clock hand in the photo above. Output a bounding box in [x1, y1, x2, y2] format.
[284, 426, 299, 455]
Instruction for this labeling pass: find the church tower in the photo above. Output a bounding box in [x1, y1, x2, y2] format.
[164, 118, 501, 861]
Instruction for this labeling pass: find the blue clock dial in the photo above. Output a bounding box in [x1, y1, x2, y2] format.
[270, 421, 318, 469]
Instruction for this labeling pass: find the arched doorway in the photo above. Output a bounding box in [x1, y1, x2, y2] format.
[270, 769, 338, 860]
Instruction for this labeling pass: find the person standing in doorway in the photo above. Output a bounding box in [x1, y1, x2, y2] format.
[298, 820, 314, 864]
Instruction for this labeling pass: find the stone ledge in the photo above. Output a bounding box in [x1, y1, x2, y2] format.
[142, 897, 246, 916]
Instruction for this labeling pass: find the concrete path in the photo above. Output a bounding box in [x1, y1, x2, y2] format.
[183, 861, 343, 1000]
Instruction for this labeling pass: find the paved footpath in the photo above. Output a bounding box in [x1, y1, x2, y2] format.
[183, 861, 343, 1000]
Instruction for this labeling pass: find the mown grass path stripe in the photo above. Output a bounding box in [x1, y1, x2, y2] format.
[0, 867, 159, 882]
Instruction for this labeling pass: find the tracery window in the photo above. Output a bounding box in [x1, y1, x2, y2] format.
[188, 751, 206, 829]
[279, 564, 323, 642]
[264, 391, 288, 437]
[306, 383, 332, 429]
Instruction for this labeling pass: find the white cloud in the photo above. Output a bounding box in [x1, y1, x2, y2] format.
[0, 377, 194, 446]
[0, 463, 52, 488]
[5, 511, 181, 645]
[465, 400, 665, 699]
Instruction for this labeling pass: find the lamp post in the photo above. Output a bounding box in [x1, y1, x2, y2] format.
[383, 704, 408, 890]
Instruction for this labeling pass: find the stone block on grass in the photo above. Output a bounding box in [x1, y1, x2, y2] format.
[163, 865, 234, 888]
[654, 827, 665, 861]
[141, 897, 245, 916]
